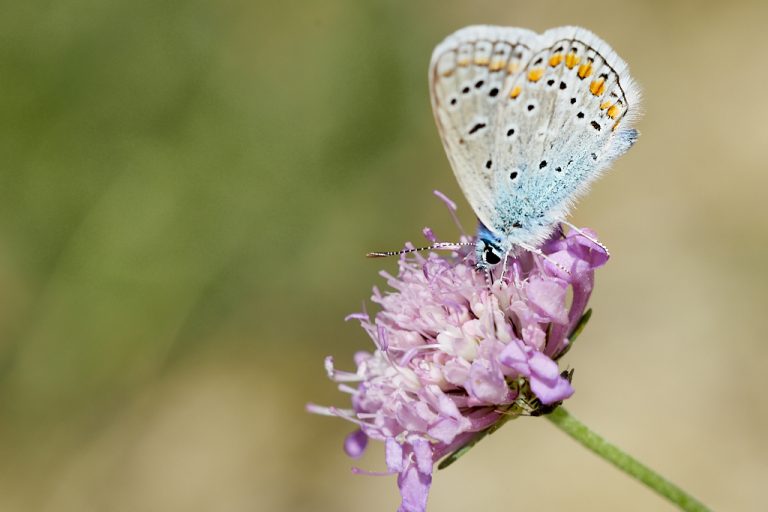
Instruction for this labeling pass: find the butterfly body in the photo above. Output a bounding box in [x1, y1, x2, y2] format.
[429, 25, 641, 269]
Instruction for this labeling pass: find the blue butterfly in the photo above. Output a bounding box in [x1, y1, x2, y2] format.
[372, 25, 640, 271]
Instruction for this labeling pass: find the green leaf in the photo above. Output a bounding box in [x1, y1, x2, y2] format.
[437, 429, 489, 470]
[555, 308, 592, 360]
[569, 308, 593, 342]
[437, 402, 525, 470]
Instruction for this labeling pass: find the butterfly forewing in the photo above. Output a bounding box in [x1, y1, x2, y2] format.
[430, 25, 640, 249]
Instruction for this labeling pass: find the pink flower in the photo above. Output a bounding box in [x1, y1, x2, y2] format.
[308, 205, 607, 511]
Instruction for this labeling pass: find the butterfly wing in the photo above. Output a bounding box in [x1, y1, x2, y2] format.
[429, 25, 538, 235]
[430, 25, 641, 248]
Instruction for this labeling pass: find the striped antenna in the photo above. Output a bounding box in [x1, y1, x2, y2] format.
[366, 241, 473, 258]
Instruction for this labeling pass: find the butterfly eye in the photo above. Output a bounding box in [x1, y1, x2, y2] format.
[483, 246, 502, 265]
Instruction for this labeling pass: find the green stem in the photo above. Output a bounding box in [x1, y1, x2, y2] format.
[546, 407, 711, 512]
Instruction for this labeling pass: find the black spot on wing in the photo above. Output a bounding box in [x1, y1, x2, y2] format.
[468, 122, 486, 135]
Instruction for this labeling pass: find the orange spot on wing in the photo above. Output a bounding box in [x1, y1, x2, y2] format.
[577, 62, 593, 79]
[507, 61, 520, 74]
[607, 105, 620, 119]
[489, 60, 505, 71]
[509, 85, 522, 99]
[474, 57, 490, 66]
[548, 54, 563, 67]
[565, 52, 580, 69]
[590, 77, 606, 96]
[527, 68, 544, 82]
[600, 101, 612, 110]
[457, 58, 470, 67]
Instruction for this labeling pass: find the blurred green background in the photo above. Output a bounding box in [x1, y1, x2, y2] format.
[0, 0, 766, 510]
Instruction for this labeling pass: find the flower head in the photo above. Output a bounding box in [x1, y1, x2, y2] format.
[308, 198, 608, 512]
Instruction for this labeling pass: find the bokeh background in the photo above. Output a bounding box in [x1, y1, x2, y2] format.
[1, 0, 766, 510]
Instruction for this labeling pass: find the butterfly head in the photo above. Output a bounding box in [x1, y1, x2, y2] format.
[474, 223, 508, 270]
[476, 237, 505, 270]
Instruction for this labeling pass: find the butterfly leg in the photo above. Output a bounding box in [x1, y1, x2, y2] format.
[560, 221, 610, 257]
[519, 243, 571, 276]
[499, 250, 514, 285]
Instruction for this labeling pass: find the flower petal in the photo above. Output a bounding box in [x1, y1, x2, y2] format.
[397, 444, 433, 512]
[344, 429, 369, 459]
[529, 353, 574, 404]
[386, 438, 404, 472]
[412, 438, 434, 475]
[526, 277, 569, 325]
[530, 373, 574, 405]
[467, 359, 511, 404]
[427, 417, 463, 444]
[442, 358, 470, 386]
[499, 340, 531, 376]
[528, 352, 561, 382]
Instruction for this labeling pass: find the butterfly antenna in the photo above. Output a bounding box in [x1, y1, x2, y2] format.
[519, 243, 571, 276]
[366, 242, 473, 258]
[560, 221, 610, 257]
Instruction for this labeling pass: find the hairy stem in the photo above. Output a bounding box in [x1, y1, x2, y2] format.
[546, 407, 711, 512]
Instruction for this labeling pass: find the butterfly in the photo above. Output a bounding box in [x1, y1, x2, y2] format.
[371, 25, 640, 271]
